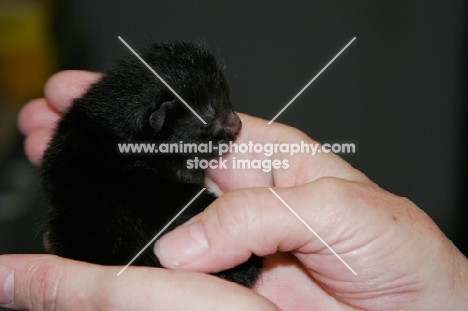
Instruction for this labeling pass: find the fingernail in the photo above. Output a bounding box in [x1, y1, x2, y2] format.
[0, 266, 14, 305]
[154, 222, 208, 267]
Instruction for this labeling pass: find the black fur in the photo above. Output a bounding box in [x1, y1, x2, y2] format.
[41, 41, 261, 287]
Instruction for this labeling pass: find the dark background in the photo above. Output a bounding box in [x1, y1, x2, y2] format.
[0, 0, 466, 278]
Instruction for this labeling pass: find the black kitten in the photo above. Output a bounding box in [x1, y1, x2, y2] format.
[41, 41, 261, 287]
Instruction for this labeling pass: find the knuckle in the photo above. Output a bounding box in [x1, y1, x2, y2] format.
[313, 176, 350, 199]
[213, 189, 263, 238]
[310, 177, 356, 226]
[26, 261, 61, 311]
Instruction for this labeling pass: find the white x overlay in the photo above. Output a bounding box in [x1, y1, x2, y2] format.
[116, 36, 358, 277]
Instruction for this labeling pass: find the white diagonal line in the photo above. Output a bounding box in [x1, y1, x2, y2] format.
[117, 188, 206, 276]
[268, 188, 357, 275]
[118, 36, 207, 125]
[268, 37, 356, 124]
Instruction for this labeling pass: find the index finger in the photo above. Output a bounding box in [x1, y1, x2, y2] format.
[44, 70, 101, 113]
[208, 113, 369, 192]
[0, 254, 278, 311]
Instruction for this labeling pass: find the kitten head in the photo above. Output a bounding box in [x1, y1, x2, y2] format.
[139, 41, 242, 156]
[139, 41, 241, 180]
[78, 41, 241, 161]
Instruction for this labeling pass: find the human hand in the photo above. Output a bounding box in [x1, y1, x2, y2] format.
[16, 70, 468, 310]
[155, 113, 468, 309]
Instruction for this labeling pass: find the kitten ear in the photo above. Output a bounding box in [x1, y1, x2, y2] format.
[149, 99, 176, 134]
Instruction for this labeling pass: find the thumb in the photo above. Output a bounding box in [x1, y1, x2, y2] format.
[154, 177, 371, 276]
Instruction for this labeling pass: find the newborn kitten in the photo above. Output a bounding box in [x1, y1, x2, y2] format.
[41, 41, 261, 287]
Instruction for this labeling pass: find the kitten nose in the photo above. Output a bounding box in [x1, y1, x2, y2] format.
[225, 113, 242, 138]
